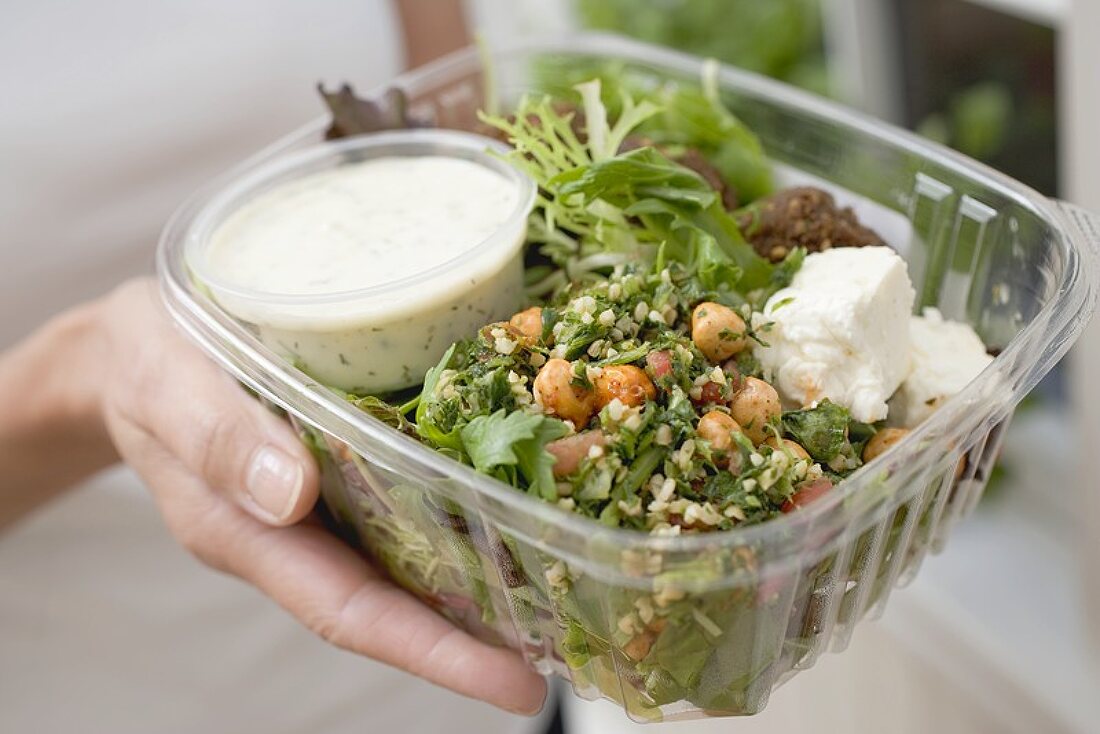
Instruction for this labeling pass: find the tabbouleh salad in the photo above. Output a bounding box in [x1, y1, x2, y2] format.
[348, 73, 910, 532]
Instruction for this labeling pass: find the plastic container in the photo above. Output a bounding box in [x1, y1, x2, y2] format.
[157, 34, 1100, 722]
[185, 130, 535, 394]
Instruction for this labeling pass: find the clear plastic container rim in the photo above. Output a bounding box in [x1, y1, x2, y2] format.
[185, 129, 536, 305]
[157, 32, 1100, 563]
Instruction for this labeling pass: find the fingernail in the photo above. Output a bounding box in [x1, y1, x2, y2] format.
[246, 445, 303, 522]
[513, 682, 549, 717]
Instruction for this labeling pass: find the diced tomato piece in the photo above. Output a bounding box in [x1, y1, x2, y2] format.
[781, 477, 833, 513]
[721, 359, 743, 393]
[546, 431, 608, 478]
[646, 350, 673, 379]
[692, 381, 725, 407]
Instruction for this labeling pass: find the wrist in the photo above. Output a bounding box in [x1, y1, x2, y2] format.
[50, 299, 112, 432]
[0, 297, 118, 526]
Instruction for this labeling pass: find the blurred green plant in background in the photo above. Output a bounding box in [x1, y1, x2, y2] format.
[575, 0, 832, 97]
[917, 82, 1011, 161]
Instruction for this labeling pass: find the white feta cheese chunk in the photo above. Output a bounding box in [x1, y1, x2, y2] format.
[754, 247, 914, 423]
[889, 307, 993, 427]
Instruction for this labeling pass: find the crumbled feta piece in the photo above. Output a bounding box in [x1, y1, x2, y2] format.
[754, 247, 914, 423]
[889, 307, 993, 427]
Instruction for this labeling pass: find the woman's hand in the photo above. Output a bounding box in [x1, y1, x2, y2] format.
[1, 277, 546, 715]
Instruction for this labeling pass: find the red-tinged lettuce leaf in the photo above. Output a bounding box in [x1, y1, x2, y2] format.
[317, 83, 429, 140]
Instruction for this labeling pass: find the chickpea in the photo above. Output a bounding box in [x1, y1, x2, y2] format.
[862, 427, 909, 463]
[593, 365, 656, 409]
[697, 411, 742, 453]
[622, 617, 666, 662]
[766, 436, 811, 461]
[622, 630, 656, 662]
[729, 376, 781, 445]
[508, 307, 543, 341]
[533, 358, 596, 426]
[691, 302, 747, 362]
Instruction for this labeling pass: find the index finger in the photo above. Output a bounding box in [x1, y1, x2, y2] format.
[245, 518, 550, 716]
[129, 435, 548, 715]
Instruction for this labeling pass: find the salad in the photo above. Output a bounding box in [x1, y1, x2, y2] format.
[309, 66, 995, 718]
[336, 71, 990, 531]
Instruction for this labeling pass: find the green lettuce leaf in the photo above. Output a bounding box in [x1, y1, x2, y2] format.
[555, 146, 717, 208]
[574, 78, 661, 161]
[781, 399, 852, 463]
[513, 417, 571, 500]
[415, 345, 463, 451]
[347, 394, 415, 435]
[481, 81, 775, 294]
[556, 146, 773, 292]
[460, 410, 569, 500]
[643, 83, 774, 203]
[561, 619, 593, 670]
[650, 616, 714, 689]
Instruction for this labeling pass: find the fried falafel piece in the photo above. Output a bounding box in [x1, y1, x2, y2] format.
[736, 186, 887, 262]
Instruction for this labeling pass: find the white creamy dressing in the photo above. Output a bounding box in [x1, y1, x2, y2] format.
[200, 154, 528, 393]
[207, 156, 519, 296]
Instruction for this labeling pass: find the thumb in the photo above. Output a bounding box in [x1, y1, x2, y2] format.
[102, 285, 320, 525]
[140, 364, 318, 525]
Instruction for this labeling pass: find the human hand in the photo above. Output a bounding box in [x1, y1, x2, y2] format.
[92, 278, 547, 714]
